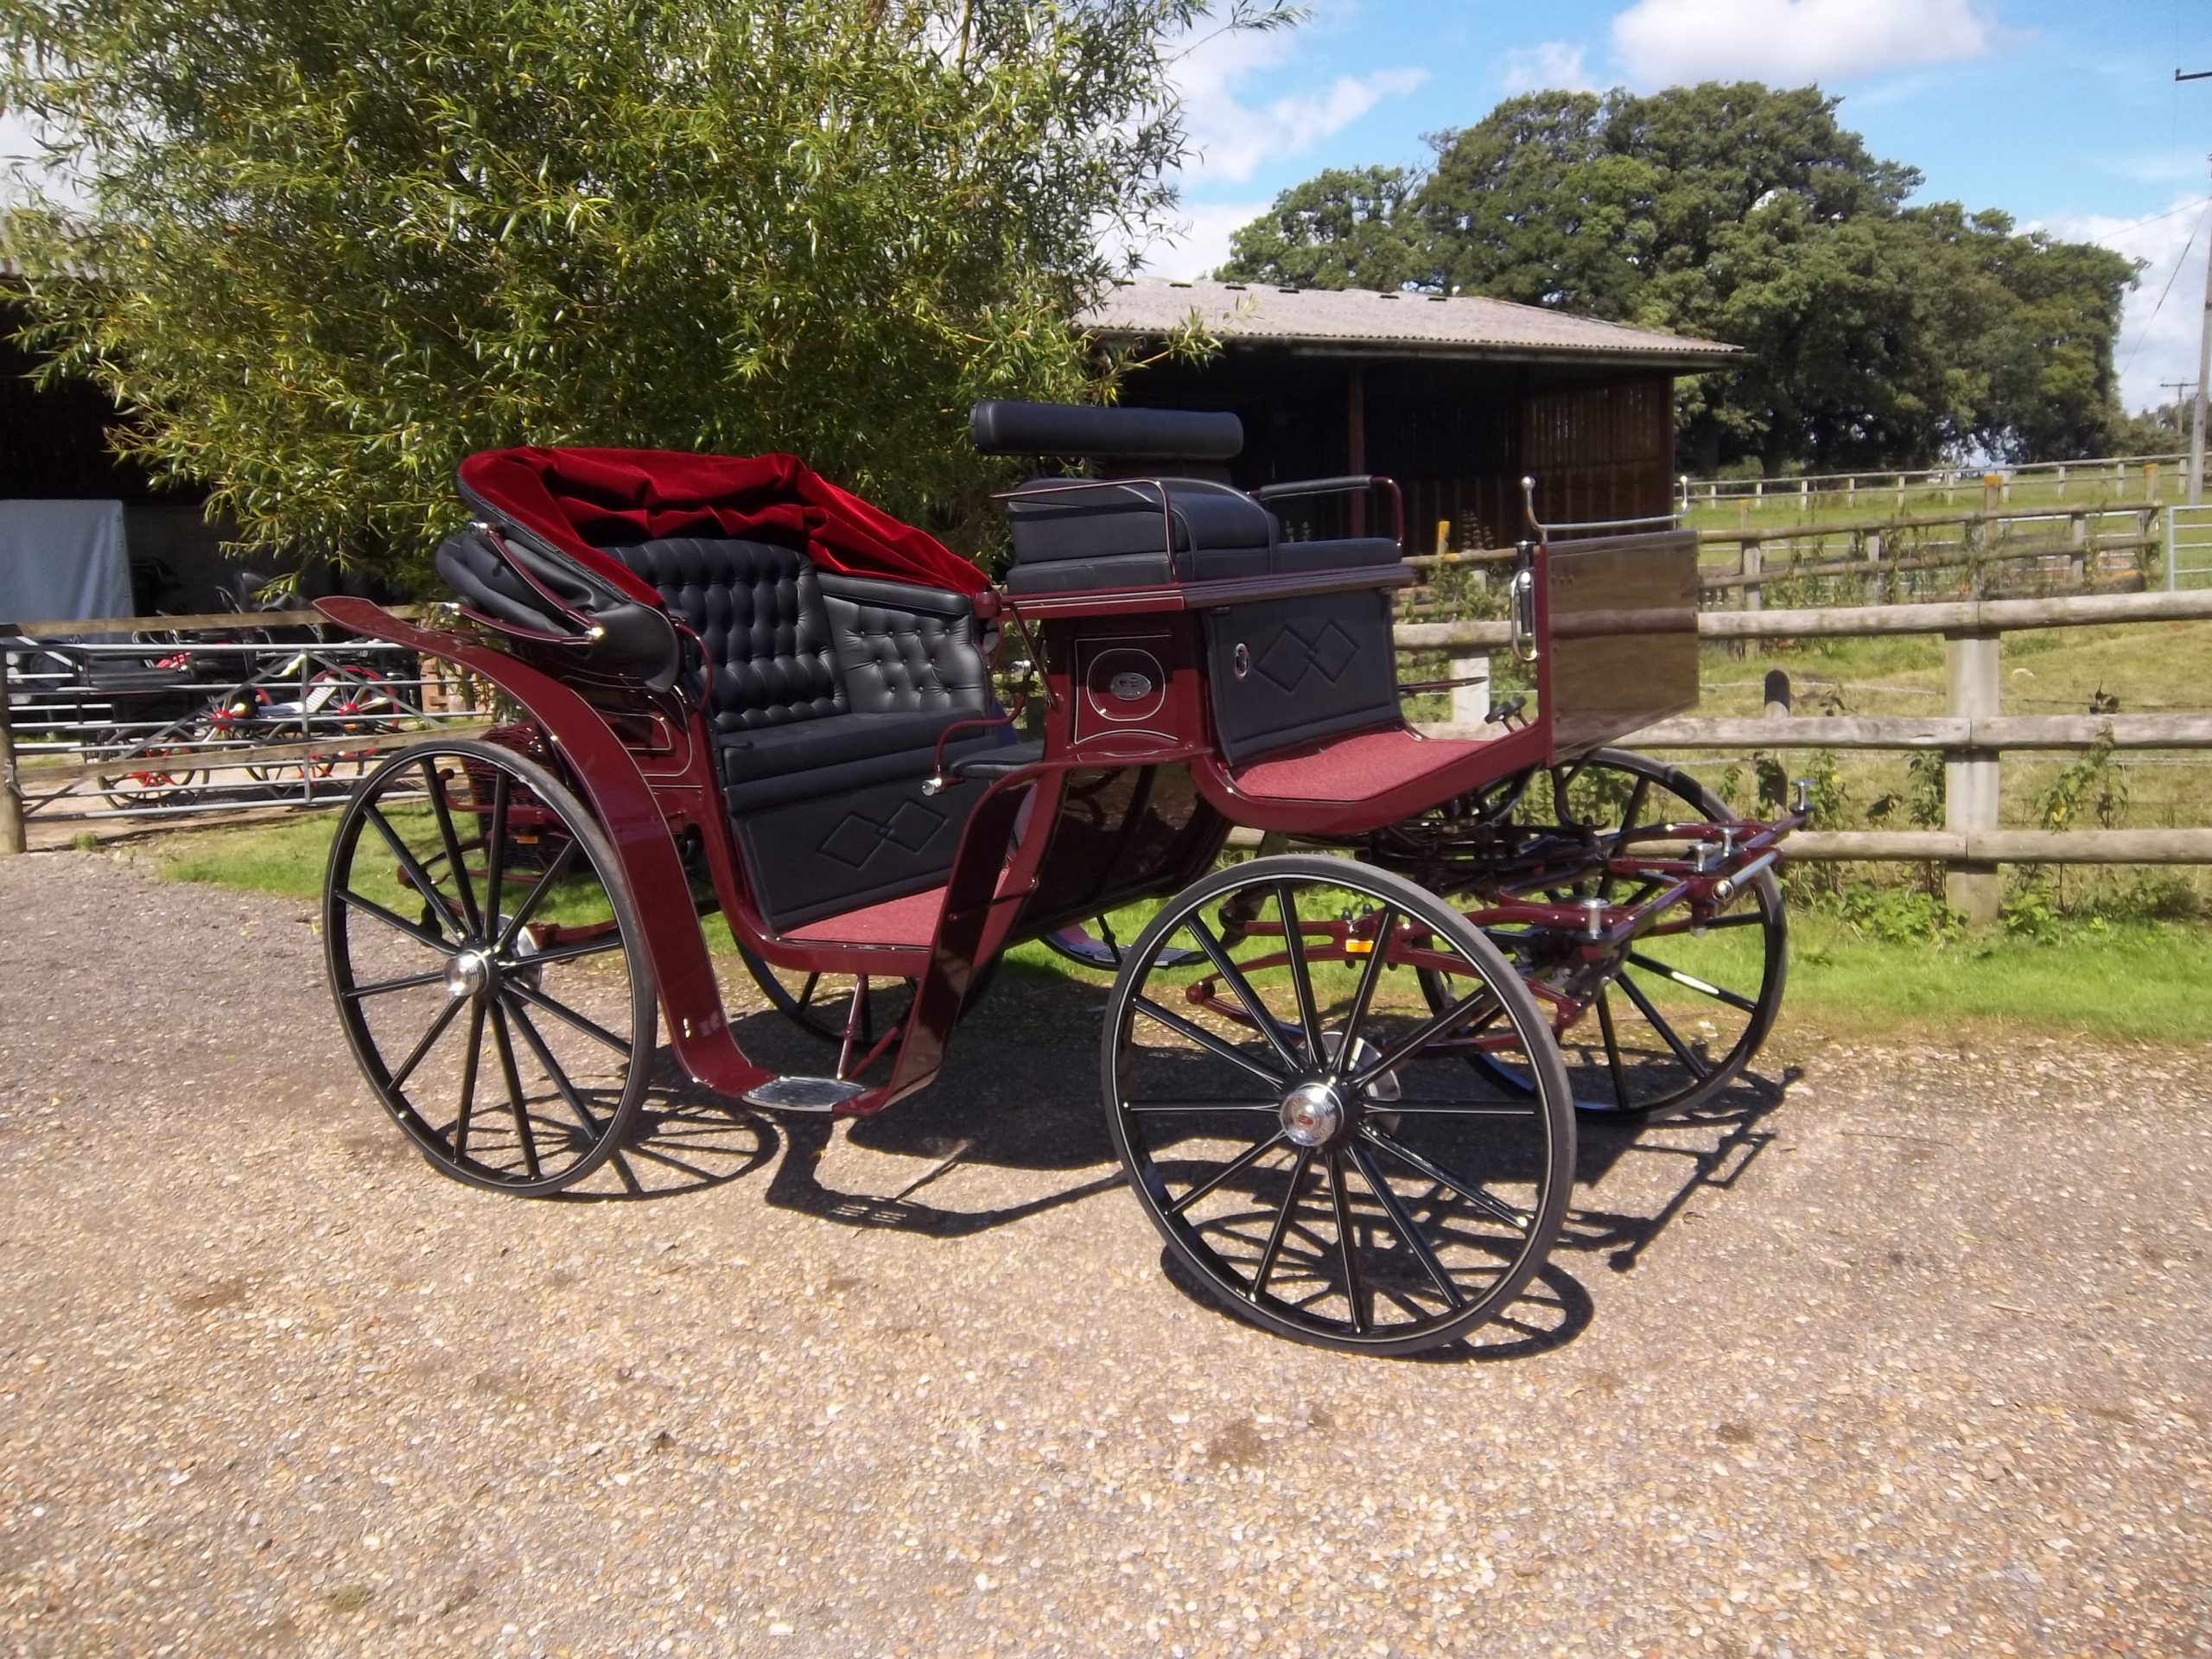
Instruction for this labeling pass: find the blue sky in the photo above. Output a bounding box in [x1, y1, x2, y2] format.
[1150, 0, 2212, 410]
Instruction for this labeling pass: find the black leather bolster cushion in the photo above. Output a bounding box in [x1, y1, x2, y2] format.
[436, 530, 681, 690]
[1204, 587, 1402, 765]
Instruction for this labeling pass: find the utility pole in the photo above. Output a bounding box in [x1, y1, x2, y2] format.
[2183, 70, 2211, 504]
[2194, 160, 2210, 506]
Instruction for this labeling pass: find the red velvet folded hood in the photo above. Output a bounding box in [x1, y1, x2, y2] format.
[455, 446, 986, 602]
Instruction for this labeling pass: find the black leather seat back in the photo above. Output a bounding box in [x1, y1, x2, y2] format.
[818, 572, 993, 715]
[608, 537, 847, 734]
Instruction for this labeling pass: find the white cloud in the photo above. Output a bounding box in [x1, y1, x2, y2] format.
[1610, 0, 1994, 87]
[1172, 15, 1428, 187]
[1501, 41, 1597, 95]
[1138, 198, 1275, 280]
[2043, 199, 2212, 413]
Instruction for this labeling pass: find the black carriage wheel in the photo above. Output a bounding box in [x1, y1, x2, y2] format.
[1103, 855, 1573, 1356]
[1423, 748, 1787, 1122]
[322, 739, 656, 1195]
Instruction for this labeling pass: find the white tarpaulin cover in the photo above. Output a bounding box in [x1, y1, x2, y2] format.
[0, 499, 130, 627]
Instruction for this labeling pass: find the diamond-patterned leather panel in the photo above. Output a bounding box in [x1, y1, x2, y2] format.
[818, 799, 949, 869]
[1255, 618, 1359, 694]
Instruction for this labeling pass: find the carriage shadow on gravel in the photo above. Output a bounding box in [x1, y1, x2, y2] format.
[552, 962, 1797, 1360]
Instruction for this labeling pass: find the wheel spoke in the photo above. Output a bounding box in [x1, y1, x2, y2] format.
[486, 999, 541, 1179]
[495, 839, 580, 952]
[506, 1001, 604, 1140]
[1349, 1141, 1464, 1309]
[1624, 951, 1758, 1014]
[1614, 969, 1712, 1077]
[422, 760, 484, 938]
[1349, 983, 1499, 1090]
[362, 804, 463, 941]
[1249, 1146, 1315, 1302]
[1275, 883, 1323, 1068]
[386, 995, 465, 1091]
[506, 979, 632, 1056]
[1647, 909, 1768, 937]
[1122, 1100, 1279, 1113]
[451, 999, 486, 1160]
[1599, 776, 1650, 900]
[336, 886, 457, 956]
[1361, 1125, 1530, 1234]
[1186, 916, 1302, 1075]
[340, 966, 450, 1001]
[1131, 996, 1287, 1090]
[1165, 1129, 1286, 1217]
[1363, 1099, 1536, 1117]
[1327, 1152, 1369, 1335]
[480, 771, 511, 936]
[1594, 988, 1633, 1109]
[1332, 905, 1397, 1066]
[513, 936, 625, 969]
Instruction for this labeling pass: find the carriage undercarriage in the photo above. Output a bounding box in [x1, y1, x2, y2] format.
[313, 404, 1802, 1354]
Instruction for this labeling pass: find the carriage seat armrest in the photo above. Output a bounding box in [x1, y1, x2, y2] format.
[919, 712, 1021, 796]
[948, 738, 1045, 782]
[1250, 475, 1405, 550]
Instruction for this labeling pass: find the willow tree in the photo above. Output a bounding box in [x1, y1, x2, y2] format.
[1, 0, 1273, 580]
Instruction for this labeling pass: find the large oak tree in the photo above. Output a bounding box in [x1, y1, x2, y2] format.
[1219, 83, 2137, 472]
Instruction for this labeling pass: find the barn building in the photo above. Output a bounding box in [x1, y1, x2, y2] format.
[1082, 278, 1738, 550]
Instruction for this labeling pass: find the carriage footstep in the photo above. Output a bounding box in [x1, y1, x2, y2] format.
[743, 1076, 870, 1114]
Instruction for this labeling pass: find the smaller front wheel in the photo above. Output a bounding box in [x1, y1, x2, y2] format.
[1102, 855, 1573, 1355]
[322, 739, 656, 1194]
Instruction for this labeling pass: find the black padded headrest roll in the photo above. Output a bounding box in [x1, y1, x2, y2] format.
[969, 400, 1243, 461]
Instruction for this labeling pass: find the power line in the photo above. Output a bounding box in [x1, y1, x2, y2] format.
[2118, 195, 2211, 383]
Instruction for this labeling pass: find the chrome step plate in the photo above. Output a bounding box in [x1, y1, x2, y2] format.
[742, 1075, 869, 1114]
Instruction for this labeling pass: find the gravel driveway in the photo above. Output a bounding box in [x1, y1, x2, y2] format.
[1, 850, 2207, 1658]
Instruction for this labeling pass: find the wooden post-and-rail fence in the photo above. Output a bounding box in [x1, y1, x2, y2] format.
[1402, 587, 2212, 925]
[10, 591, 2212, 906]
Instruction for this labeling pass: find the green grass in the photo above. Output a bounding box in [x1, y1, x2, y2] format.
[141, 812, 2212, 1050]
[1779, 911, 2212, 1046]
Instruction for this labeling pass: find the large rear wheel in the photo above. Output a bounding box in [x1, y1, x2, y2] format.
[1103, 855, 1573, 1356]
[322, 740, 655, 1194]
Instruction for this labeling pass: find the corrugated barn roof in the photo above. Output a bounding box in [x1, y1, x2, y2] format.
[1081, 277, 1739, 369]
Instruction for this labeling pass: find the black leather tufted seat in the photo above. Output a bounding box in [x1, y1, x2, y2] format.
[603, 537, 1005, 928]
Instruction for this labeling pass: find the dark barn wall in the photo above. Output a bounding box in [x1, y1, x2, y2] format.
[1115, 347, 1677, 550]
[0, 299, 149, 500]
[0, 300, 253, 613]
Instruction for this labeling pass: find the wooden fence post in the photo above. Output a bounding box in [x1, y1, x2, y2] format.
[1740, 537, 1762, 613]
[2068, 512, 2088, 587]
[0, 664, 24, 857]
[1943, 629, 2002, 925]
[1449, 653, 1491, 726]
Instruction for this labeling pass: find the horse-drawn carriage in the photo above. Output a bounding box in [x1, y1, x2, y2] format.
[317, 401, 1801, 1354]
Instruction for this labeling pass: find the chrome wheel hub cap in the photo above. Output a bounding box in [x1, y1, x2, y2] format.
[444, 949, 493, 1001]
[1281, 1080, 1346, 1147]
